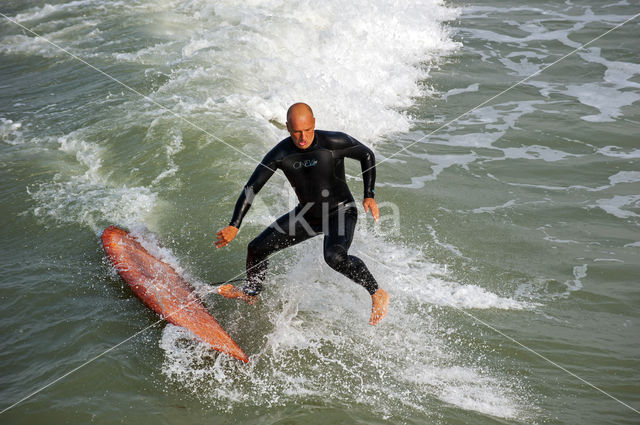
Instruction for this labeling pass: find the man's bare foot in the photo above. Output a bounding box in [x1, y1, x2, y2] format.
[369, 288, 389, 325]
[218, 284, 258, 305]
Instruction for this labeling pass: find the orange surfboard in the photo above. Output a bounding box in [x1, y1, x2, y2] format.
[101, 225, 248, 362]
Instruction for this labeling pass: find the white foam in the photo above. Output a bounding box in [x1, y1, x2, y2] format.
[1, 10, 101, 59]
[117, 0, 460, 143]
[499, 51, 548, 77]
[598, 146, 640, 159]
[379, 152, 478, 189]
[426, 224, 467, 258]
[29, 133, 160, 231]
[462, 6, 629, 51]
[538, 226, 580, 245]
[351, 239, 529, 311]
[424, 100, 548, 148]
[609, 171, 640, 185]
[0, 118, 25, 145]
[564, 83, 640, 123]
[442, 83, 480, 100]
[502, 144, 579, 162]
[577, 47, 640, 89]
[0, 34, 63, 58]
[12, 0, 100, 23]
[488, 170, 640, 193]
[603, 0, 630, 7]
[113, 42, 182, 66]
[565, 264, 587, 292]
[595, 195, 640, 219]
[472, 200, 517, 214]
[150, 129, 184, 186]
[403, 365, 522, 419]
[562, 37, 640, 124]
[386, 99, 578, 187]
[460, 7, 640, 123]
[158, 215, 529, 419]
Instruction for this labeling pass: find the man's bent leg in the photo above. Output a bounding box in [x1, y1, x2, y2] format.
[323, 244, 379, 295]
[323, 208, 389, 324]
[244, 208, 318, 295]
[323, 208, 378, 294]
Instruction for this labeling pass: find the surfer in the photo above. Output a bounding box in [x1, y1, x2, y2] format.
[215, 103, 389, 325]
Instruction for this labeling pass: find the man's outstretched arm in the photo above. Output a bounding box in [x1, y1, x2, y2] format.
[215, 153, 278, 248]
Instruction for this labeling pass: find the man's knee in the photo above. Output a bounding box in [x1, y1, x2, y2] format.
[247, 238, 259, 256]
[247, 237, 269, 261]
[324, 244, 348, 270]
[248, 234, 286, 261]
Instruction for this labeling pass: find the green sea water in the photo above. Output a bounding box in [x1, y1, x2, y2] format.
[1, 0, 639, 424]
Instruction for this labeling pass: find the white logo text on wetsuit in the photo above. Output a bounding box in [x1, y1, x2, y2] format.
[293, 159, 318, 169]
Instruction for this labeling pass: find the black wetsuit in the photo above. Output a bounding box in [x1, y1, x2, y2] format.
[229, 130, 379, 296]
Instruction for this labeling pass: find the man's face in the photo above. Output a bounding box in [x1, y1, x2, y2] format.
[287, 113, 315, 149]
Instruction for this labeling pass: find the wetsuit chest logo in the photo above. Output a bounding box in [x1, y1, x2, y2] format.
[293, 159, 318, 169]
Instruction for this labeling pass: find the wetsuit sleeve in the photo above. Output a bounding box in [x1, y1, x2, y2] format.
[334, 133, 376, 199]
[229, 152, 279, 229]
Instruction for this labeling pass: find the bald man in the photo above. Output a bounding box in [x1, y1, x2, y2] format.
[216, 103, 389, 325]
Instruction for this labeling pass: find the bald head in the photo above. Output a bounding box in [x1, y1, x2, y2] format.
[286, 103, 315, 150]
[286, 102, 314, 123]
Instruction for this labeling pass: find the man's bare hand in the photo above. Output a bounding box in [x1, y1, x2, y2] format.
[362, 198, 379, 222]
[215, 225, 239, 248]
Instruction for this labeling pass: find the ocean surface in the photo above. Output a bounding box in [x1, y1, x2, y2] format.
[1, 0, 639, 424]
